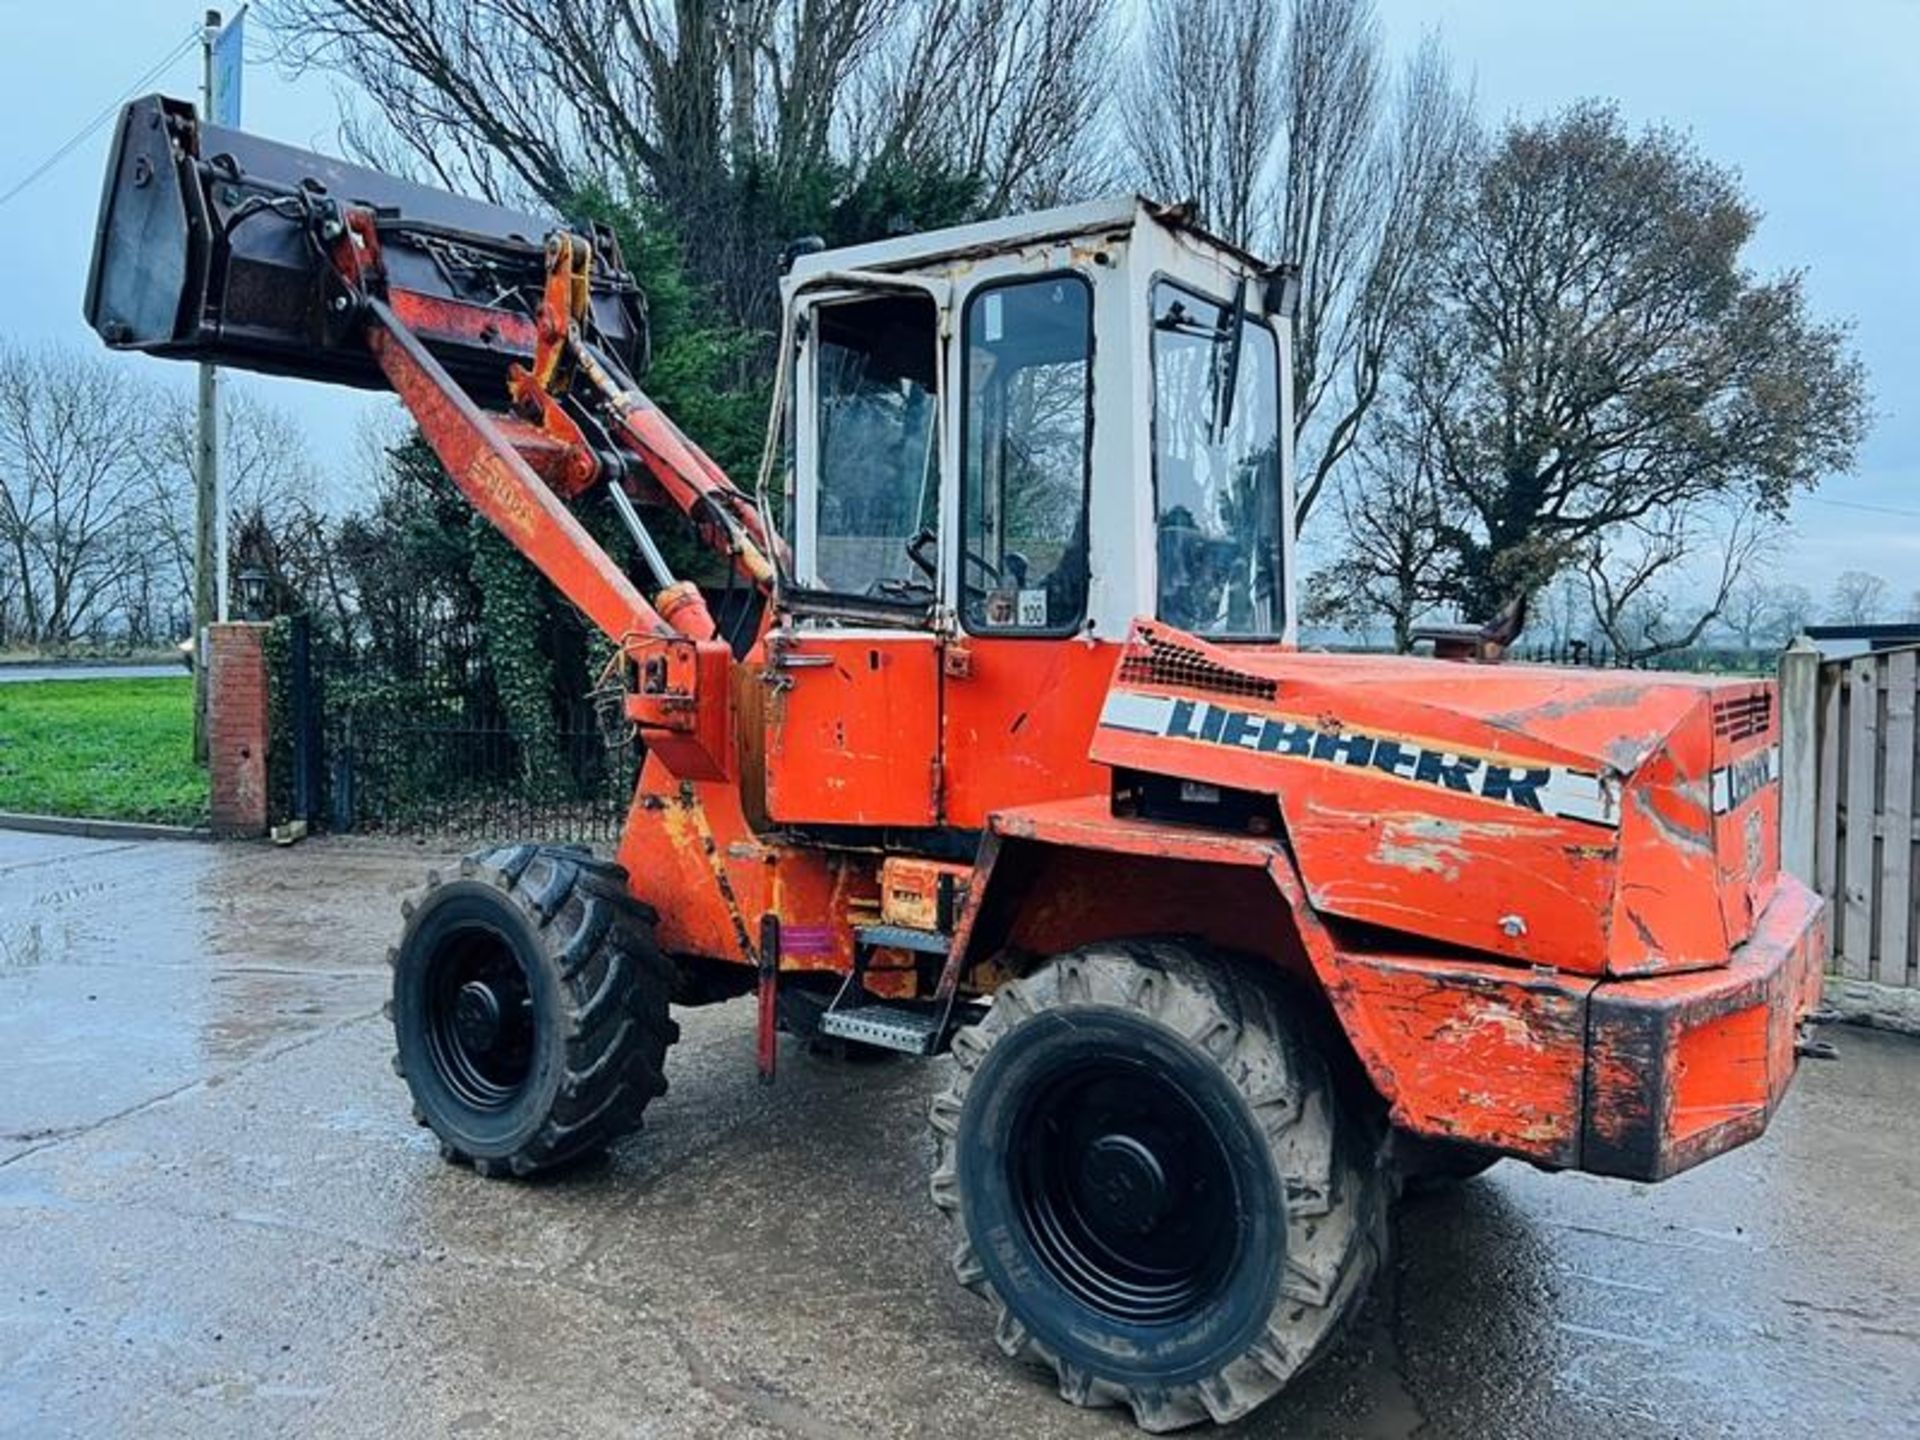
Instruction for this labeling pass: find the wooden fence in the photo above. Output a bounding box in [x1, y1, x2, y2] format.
[1781, 640, 1920, 1028]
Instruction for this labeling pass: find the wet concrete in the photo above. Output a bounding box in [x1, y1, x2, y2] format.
[1, 830, 1915, 1438]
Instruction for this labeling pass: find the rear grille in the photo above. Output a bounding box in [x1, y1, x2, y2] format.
[1117, 628, 1277, 701]
[1712, 692, 1773, 743]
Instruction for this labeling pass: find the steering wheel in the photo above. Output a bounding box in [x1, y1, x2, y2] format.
[905, 527, 1002, 598]
[867, 576, 935, 603]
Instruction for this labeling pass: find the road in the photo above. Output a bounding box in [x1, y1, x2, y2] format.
[1, 828, 1916, 1438]
[0, 663, 185, 684]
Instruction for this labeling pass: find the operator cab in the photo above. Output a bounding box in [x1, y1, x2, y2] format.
[772, 196, 1299, 642]
[759, 197, 1300, 831]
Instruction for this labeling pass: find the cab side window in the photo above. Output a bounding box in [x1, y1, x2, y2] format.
[1150, 280, 1283, 637]
[811, 293, 941, 602]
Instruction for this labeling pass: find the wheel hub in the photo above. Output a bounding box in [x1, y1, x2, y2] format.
[420, 924, 537, 1112]
[453, 980, 505, 1053]
[1079, 1133, 1172, 1235]
[1010, 1057, 1240, 1324]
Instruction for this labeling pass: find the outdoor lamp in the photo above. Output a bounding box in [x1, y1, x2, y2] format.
[237, 565, 272, 621]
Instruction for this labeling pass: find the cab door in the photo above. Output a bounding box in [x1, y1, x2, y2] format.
[940, 271, 1111, 827]
[764, 285, 947, 828]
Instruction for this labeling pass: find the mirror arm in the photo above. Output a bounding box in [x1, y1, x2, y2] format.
[1212, 276, 1249, 443]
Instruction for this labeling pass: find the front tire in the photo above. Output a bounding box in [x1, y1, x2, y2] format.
[929, 940, 1383, 1431]
[389, 844, 677, 1177]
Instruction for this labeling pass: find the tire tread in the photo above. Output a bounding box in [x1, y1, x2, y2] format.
[928, 937, 1385, 1431]
[393, 843, 676, 1177]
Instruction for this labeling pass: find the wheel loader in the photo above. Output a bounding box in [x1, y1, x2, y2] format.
[87, 95, 1829, 1431]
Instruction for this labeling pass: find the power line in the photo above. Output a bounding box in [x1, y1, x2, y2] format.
[1801, 494, 1920, 521]
[0, 27, 200, 212]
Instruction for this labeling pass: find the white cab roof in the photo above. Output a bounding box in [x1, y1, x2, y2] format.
[786, 194, 1270, 280]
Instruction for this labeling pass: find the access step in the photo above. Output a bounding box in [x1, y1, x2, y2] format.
[852, 923, 952, 956]
[818, 1000, 946, 1054]
[817, 996, 986, 1056]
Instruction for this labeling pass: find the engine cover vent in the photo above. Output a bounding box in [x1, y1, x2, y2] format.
[1117, 626, 1277, 702]
[1712, 692, 1773, 743]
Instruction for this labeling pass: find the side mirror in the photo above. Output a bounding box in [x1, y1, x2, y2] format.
[1263, 263, 1302, 321]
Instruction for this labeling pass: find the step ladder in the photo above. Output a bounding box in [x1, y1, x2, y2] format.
[817, 924, 980, 1055]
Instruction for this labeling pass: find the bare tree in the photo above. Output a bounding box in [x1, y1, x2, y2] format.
[1123, 0, 1286, 251]
[1525, 571, 1595, 652]
[0, 346, 161, 647]
[1582, 500, 1775, 661]
[1290, 33, 1471, 527]
[1766, 582, 1816, 643]
[1305, 425, 1453, 650]
[147, 389, 323, 619]
[1826, 569, 1889, 626]
[1722, 577, 1815, 648]
[863, 0, 1114, 213]
[1721, 577, 1771, 649]
[1122, 0, 1472, 529]
[0, 345, 324, 649]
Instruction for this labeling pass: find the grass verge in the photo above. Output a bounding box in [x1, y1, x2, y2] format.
[0, 677, 207, 826]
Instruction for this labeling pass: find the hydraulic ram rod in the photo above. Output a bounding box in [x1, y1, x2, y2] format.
[606, 480, 676, 588]
[569, 336, 778, 586]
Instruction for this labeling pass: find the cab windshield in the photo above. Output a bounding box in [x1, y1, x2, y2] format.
[1150, 280, 1283, 637]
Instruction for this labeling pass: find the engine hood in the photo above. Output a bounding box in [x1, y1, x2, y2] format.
[1090, 624, 1780, 977]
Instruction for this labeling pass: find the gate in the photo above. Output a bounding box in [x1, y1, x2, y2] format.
[282, 614, 637, 845]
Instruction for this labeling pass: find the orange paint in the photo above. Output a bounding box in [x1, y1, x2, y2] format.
[940, 637, 1117, 826]
[764, 634, 943, 826]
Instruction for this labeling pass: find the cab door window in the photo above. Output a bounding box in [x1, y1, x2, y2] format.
[811, 293, 941, 603]
[960, 275, 1093, 634]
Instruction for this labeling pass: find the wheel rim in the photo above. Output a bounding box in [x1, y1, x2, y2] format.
[422, 924, 536, 1111]
[1010, 1057, 1240, 1324]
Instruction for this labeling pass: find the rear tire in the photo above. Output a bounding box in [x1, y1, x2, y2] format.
[389, 844, 677, 1177]
[929, 939, 1384, 1431]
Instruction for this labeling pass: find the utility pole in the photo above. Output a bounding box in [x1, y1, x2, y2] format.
[192, 7, 224, 764]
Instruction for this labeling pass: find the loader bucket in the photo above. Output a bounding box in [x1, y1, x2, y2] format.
[84, 94, 645, 406]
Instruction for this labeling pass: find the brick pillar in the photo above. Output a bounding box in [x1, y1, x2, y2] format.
[208, 622, 270, 838]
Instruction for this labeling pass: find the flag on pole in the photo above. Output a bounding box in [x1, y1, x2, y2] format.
[211, 9, 244, 127]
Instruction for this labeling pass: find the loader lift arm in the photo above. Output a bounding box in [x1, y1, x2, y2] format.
[335, 210, 753, 783]
[86, 93, 771, 780]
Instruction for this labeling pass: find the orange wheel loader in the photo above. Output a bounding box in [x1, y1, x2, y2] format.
[87, 96, 1829, 1431]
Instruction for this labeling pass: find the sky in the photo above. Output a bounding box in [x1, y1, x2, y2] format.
[0, 0, 1915, 610]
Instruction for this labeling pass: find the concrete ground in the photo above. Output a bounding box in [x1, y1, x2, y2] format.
[2, 829, 1916, 1439]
